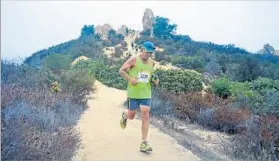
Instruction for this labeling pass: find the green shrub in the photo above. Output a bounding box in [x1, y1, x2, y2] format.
[73, 59, 127, 90]
[41, 54, 72, 72]
[230, 81, 252, 97]
[170, 55, 205, 72]
[60, 69, 95, 104]
[156, 69, 203, 93]
[73, 58, 203, 93]
[250, 77, 279, 95]
[212, 77, 231, 99]
[170, 55, 185, 64]
[259, 89, 279, 116]
[228, 77, 279, 116]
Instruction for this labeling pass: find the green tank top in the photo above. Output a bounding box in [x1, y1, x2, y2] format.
[127, 56, 154, 99]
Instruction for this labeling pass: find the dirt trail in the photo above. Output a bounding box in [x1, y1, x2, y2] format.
[72, 81, 200, 161]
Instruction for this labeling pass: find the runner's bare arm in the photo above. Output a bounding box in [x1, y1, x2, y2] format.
[119, 56, 136, 81]
[151, 61, 159, 86]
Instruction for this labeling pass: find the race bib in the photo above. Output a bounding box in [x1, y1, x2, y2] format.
[138, 71, 150, 83]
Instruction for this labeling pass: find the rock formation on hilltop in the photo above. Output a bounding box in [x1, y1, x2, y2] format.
[117, 25, 128, 36]
[95, 24, 113, 40]
[257, 43, 277, 55]
[142, 8, 155, 37]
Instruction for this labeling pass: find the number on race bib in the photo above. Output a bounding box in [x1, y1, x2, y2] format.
[138, 71, 150, 83]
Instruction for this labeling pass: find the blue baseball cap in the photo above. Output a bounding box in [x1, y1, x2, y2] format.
[143, 41, 156, 53]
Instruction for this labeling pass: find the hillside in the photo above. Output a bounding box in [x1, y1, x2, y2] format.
[14, 8, 279, 161]
[24, 12, 279, 82]
[24, 24, 126, 68]
[24, 36, 102, 67]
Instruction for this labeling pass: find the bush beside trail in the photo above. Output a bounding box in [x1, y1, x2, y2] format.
[1, 59, 95, 161]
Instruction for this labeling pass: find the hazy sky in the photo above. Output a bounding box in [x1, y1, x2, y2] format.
[1, 1, 279, 60]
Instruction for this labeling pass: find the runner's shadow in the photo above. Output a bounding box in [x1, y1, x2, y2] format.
[139, 151, 152, 156]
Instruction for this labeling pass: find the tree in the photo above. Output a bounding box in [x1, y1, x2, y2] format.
[80, 25, 95, 37]
[205, 59, 222, 75]
[217, 54, 230, 73]
[140, 30, 151, 36]
[226, 63, 241, 81]
[108, 29, 117, 39]
[117, 34, 124, 41]
[125, 27, 129, 35]
[261, 63, 279, 80]
[172, 34, 191, 42]
[230, 56, 261, 82]
[153, 16, 177, 40]
[95, 33, 101, 41]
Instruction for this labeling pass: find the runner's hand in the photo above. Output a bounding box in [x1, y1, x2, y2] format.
[129, 77, 137, 86]
[151, 74, 159, 86]
[153, 79, 159, 86]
